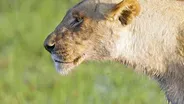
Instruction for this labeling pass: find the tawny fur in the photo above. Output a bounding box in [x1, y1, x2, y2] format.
[44, 0, 184, 103]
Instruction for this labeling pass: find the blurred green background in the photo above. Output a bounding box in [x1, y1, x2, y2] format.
[0, 0, 167, 104]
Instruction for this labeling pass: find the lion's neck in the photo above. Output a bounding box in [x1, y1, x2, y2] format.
[157, 70, 184, 104]
[113, 12, 184, 104]
[115, 31, 184, 104]
[114, 26, 184, 104]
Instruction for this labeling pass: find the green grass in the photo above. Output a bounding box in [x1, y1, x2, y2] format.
[0, 0, 167, 104]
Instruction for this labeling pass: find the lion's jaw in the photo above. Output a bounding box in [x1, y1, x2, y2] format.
[51, 53, 86, 75]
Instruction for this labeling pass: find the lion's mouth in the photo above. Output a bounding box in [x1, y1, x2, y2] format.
[54, 54, 84, 64]
[54, 59, 73, 64]
[51, 54, 86, 75]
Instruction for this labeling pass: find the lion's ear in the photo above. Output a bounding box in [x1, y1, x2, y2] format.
[106, 0, 140, 25]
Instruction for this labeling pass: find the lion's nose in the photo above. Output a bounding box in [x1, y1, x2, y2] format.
[44, 33, 56, 53]
[44, 41, 55, 53]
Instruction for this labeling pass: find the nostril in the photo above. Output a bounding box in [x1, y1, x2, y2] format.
[44, 32, 56, 53]
[44, 42, 55, 53]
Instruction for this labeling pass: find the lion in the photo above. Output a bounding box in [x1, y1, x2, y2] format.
[44, 0, 184, 103]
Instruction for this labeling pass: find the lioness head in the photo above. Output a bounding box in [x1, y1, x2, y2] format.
[44, 0, 140, 75]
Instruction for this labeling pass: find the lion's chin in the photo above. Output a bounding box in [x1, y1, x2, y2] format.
[54, 62, 75, 75]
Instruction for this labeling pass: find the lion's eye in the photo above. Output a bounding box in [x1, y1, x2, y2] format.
[75, 16, 83, 23]
[71, 14, 84, 27]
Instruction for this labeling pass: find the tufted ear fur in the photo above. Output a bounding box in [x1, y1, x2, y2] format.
[106, 0, 140, 25]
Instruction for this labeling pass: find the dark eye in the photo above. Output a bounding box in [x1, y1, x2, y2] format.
[75, 16, 83, 23]
[71, 14, 84, 27]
